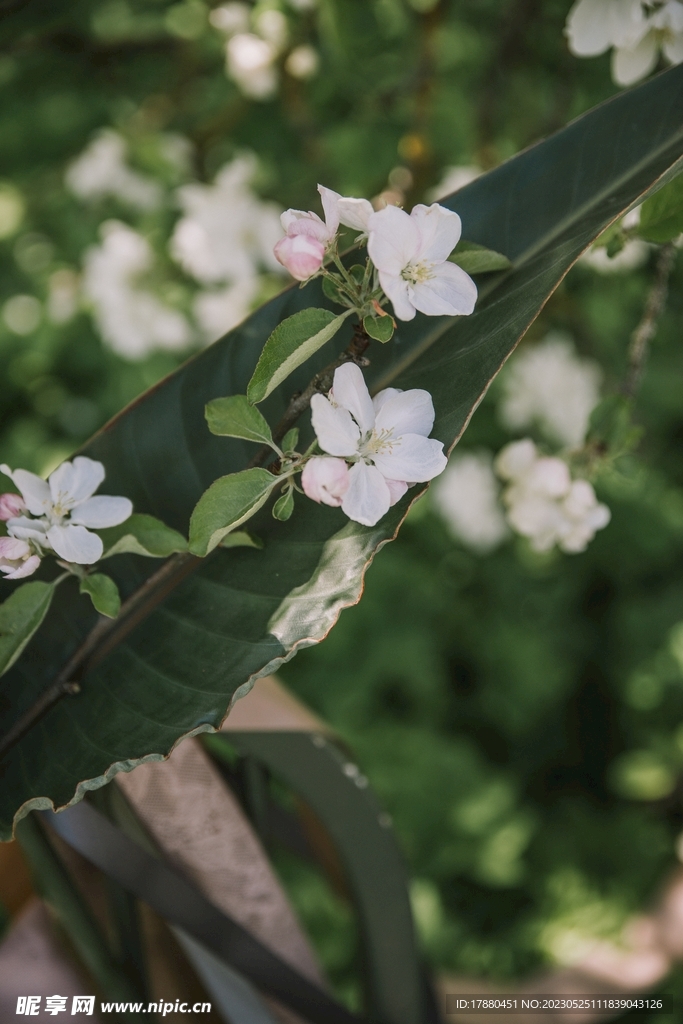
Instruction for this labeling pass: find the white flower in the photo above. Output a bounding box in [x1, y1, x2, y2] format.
[495, 439, 611, 554]
[1, 457, 133, 565]
[285, 45, 320, 79]
[366, 203, 477, 322]
[309, 363, 447, 527]
[193, 278, 260, 343]
[0, 537, 41, 580]
[226, 33, 279, 99]
[84, 221, 192, 360]
[209, 3, 251, 35]
[65, 130, 162, 210]
[499, 334, 602, 448]
[432, 452, 508, 552]
[172, 156, 283, 285]
[301, 456, 350, 506]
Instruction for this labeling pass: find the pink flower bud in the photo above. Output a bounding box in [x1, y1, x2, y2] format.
[0, 492, 26, 521]
[0, 554, 41, 579]
[0, 536, 31, 560]
[274, 233, 326, 281]
[302, 457, 350, 507]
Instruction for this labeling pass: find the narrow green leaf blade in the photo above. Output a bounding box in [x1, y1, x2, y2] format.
[79, 575, 121, 619]
[189, 468, 276, 556]
[0, 581, 56, 678]
[98, 514, 188, 559]
[205, 395, 274, 447]
[638, 171, 683, 242]
[247, 308, 349, 405]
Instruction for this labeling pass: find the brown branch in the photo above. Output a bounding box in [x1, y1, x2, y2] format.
[622, 242, 677, 399]
[0, 324, 372, 759]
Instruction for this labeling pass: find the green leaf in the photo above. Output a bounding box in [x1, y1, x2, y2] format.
[281, 427, 299, 453]
[98, 514, 188, 559]
[638, 170, 683, 242]
[450, 240, 512, 273]
[322, 275, 345, 303]
[0, 581, 56, 679]
[247, 308, 351, 405]
[189, 468, 277, 556]
[2, 65, 683, 838]
[363, 314, 395, 343]
[205, 395, 275, 447]
[219, 530, 264, 550]
[272, 488, 295, 521]
[79, 575, 121, 619]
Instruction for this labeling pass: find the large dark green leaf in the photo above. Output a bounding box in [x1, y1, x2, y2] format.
[1, 65, 683, 839]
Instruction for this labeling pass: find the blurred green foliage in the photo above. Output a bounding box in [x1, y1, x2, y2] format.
[1, 0, 683, 1007]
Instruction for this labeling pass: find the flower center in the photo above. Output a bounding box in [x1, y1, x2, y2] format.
[360, 428, 396, 460]
[401, 260, 434, 286]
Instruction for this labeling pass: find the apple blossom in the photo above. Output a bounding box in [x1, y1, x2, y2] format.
[1, 456, 133, 565]
[274, 232, 327, 281]
[0, 492, 26, 520]
[274, 184, 374, 279]
[301, 456, 350, 507]
[309, 362, 447, 527]
[366, 202, 477, 321]
[0, 537, 41, 580]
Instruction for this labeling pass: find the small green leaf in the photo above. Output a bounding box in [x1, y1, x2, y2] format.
[189, 468, 277, 556]
[79, 574, 121, 618]
[99, 514, 188, 559]
[349, 264, 365, 284]
[220, 530, 264, 550]
[450, 240, 511, 273]
[0, 580, 57, 678]
[363, 314, 395, 343]
[281, 427, 300, 453]
[322, 275, 346, 303]
[205, 395, 274, 447]
[272, 488, 295, 521]
[638, 172, 683, 242]
[247, 308, 352, 405]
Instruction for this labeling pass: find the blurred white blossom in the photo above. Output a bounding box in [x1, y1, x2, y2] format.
[565, 0, 683, 86]
[427, 165, 481, 203]
[432, 452, 508, 552]
[193, 279, 260, 343]
[83, 220, 192, 359]
[47, 269, 80, 324]
[285, 44, 320, 79]
[66, 130, 162, 210]
[581, 239, 650, 272]
[500, 334, 602, 448]
[496, 439, 611, 553]
[209, 3, 250, 34]
[3, 294, 41, 335]
[226, 33, 279, 98]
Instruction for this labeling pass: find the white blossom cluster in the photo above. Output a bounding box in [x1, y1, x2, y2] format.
[209, 2, 320, 100]
[565, 0, 683, 86]
[62, 130, 288, 357]
[434, 336, 611, 556]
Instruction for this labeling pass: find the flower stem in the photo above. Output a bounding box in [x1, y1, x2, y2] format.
[622, 242, 677, 399]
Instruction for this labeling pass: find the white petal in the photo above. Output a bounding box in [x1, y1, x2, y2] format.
[367, 205, 420, 275]
[49, 456, 105, 508]
[410, 261, 477, 317]
[7, 515, 49, 543]
[374, 388, 435, 438]
[0, 465, 51, 516]
[70, 495, 133, 528]
[372, 433, 447, 482]
[410, 203, 462, 263]
[341, 462, 391, 527]
[310, 394, 360, 456]
[494, 439, 537, 481]
[331, 363, 375, 435]
[337, 197, 374, 232]
[378, 271, 416, 321]
[372, 388, 402, 416]
[317, 185, 341, 235]
[566, 0, 641, 56]
[663, 31, 683, 65]
[386, 479, 409, 506]
[0, 537, 31, 560]
[47, 524, 103, 564]
[612, 32, 658, 85]
[1, 554, 41, 579]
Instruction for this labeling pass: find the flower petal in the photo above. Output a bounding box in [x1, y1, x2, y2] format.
[70, 495, 133, 529]
[49, 457, 106, 509]
[341, 462, 391, 527]
[1, 464, 51, 516]
[410, 261, 477, 317]
[566, 0, 644, 56]
[372, 388, 402, 416]
[274, 233, 325, 280]
[410, 203, 462, 263]
[281, 209, 329, 242]
[46, 524, 103, 564]
[612, 32, 658, 85]
[0, 537, 31, 560]
[386, 479, 409, 506]
[1, 555, 41, 579]
[7, 516, 49, 544]
[310, 394, 360, 456]
[317, 185, 341, 235]
[372, 433, 447, 482]
[378, 271, 416, 321]
[301, 456, 350, 507]
[337, 196, 374, 232]
[367, 205, 420, 275]
[374, 388, 435, 438]
[331, 363, 375, 435]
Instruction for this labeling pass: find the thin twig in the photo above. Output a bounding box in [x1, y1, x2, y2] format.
[622, 242, 677, 399]
[0, 324, 372, 759]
